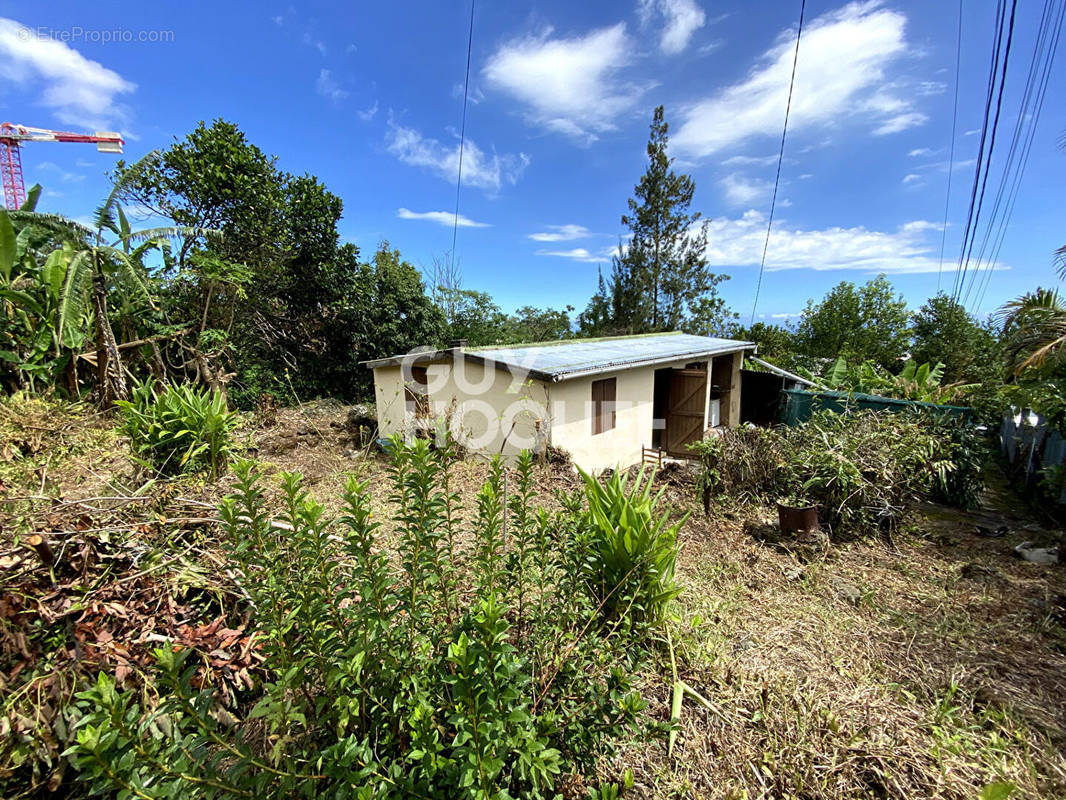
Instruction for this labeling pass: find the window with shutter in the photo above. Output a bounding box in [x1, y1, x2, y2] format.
[591, 377, 616, 435]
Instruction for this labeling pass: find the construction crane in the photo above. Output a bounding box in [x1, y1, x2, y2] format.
[0, 123, 124, 210]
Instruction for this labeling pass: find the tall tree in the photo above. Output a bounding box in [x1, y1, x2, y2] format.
[113, 119, 286, 270]
[794, 275, 910, 370]
[593, 106, 729, 333]
[910, 293, 999, 383]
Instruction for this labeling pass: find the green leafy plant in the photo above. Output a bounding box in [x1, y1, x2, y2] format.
[65, 443, 658, 798]
[116, 379, 238, 478]
[579, 466, 686, 622]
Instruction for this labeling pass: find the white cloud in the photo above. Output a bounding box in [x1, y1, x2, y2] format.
[722, 153, 779, 167]
[302, 31, 327, 56]
[0, 17, 135, 129]
[672, 2, 922, 159]
[452, 82, 485, 104]
[386, 122, 530, 192]
[699, 209, 1003, 274]
[396, 208, 490, 228]
[720, 172, 773, 205]
[902, 173, 922, 185]
[535, 245, 620, 263]
[527, 224, 592, 242]
[482, 23, 646, 142]
[315, 69, 348, 103]
[356, 100, 378, 121]
[638, 0, 707, 55]
[908, 147, 934, 157]
[36, 160, 85, 183]
[872, 111, 926, 135]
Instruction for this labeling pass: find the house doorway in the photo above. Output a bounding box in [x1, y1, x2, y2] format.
[652, 366, 708, 455]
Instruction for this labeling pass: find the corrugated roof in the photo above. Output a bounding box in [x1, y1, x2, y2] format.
[363, 332, 753, 382]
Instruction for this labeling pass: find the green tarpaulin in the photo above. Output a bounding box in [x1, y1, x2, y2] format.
[780, 388, 972, 426]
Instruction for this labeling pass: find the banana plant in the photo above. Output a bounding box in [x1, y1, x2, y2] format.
[8, 152, 217, 405]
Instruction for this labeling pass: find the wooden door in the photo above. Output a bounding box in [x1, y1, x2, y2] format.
[665, 369, 707, 455]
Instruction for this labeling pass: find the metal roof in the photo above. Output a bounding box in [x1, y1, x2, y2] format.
[363, 332, 754, 382]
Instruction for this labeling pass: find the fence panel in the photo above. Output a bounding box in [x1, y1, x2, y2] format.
[1000, 409, 1066, 504]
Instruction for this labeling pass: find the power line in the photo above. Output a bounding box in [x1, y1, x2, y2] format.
[973, 0, 1065, 310]
[450, 0, 476, 273]
[951, 0, 1006, 300]
[954, 0, 1018, 304]
[937, 0, 964, 293]
[750, 0, 805, 326]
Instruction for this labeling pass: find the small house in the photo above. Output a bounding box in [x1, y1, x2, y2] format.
[363, 332, 755, 472]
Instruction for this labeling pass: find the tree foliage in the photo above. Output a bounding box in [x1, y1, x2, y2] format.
[910, 293, 999, 383]
[581, 106, 733, 336]
[794, 276, 909, 370]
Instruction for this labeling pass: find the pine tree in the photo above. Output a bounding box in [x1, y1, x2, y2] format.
[600, 106, 730, 334]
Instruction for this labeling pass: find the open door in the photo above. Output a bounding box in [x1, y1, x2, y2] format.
[664, 368, 707, 455]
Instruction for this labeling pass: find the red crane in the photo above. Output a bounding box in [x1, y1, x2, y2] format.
[0, 123, 124, 210]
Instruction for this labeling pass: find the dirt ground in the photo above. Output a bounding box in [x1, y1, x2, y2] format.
[2, 397, 1065, 799]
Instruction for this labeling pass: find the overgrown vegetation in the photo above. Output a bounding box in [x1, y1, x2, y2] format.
[2, 397, 1064, 800]
[692, 410, 985, 535]
[55, 441, 668, 798]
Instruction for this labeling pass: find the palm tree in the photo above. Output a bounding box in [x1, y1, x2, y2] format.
[10, 153, 215, 405]
[997, 287, 1066, 375]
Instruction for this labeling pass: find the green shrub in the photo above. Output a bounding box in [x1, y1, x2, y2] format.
[923, 413, 986, 510]
[579, 465, 685, 623]
[691, 411, 980, 536]
[116, 379, 239, 478]
[67, 440, 656, 798]
[689, 425, 786, 511]
[782, 410, 953, 535]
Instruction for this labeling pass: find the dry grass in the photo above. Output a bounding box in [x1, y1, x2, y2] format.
[2, 396, 1065, 799]
[623, 496, 1066, 800]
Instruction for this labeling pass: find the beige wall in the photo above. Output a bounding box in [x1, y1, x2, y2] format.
[373, 358, 550, 458]
[372, 348, 748, 472]
[546, 366, 655, 473]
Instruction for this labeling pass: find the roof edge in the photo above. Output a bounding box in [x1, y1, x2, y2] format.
[547, 341, 754, 382]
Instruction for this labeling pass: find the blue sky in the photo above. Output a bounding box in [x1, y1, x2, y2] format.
[1, 1, 1063, 324]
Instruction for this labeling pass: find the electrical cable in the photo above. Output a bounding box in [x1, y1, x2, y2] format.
[955, 0, 1018, 304]
[974, 0, 1064, 310]
[450, 0, 476, 274]
[749, 0, 806, 326]
[937, 0, 964, 293]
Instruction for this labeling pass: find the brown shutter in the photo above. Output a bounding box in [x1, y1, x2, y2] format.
[591, 377, 616, 435]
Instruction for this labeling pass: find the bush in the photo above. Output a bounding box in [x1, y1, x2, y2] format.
[923, 413, 986, 510]
[116, 379, 239, 478]
[579, 466, 685, 623]
[689, 426, 786, 510]
[67, 441, 657, 798]
[783, 410, 954, 535]
[692, 411, 979, 536]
